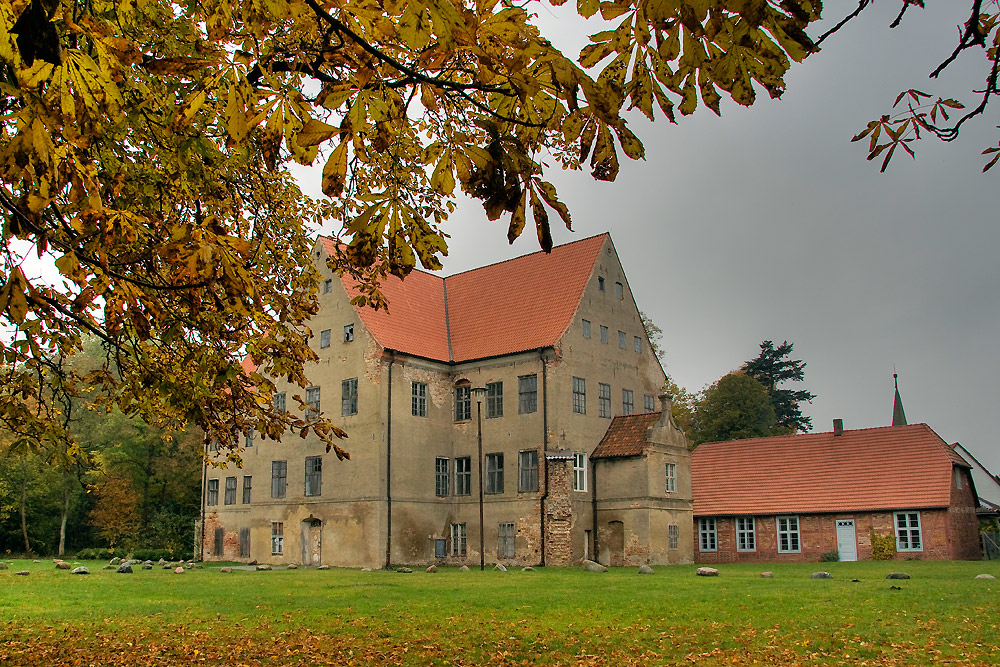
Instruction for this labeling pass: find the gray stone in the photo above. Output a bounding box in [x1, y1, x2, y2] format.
[975, 573, 996, 580]
[162, 564, 172, 569]
[15, 570, 29, 576]
[317, 565, 330, 570]
[71, 566, 89, 575]
[142, 563, 153, 570]
[192, 563, 203, 569]
[109, 557, 122, 566]
[521, 566, 534, 572]
[220, 567, 233, 573]
[638, 564, 654, 575]
[886, 572, 911, 580]
[425, 565, 437, 573]
[760, 571, 773, 578]
[696, 567, 719, 577]
[494, 563, 507, 572]
[286, 564, 298, 569]
[581, 560, 607, 573]
[255, 564, 271, 571]
[116, 564, 133, 574]
[103, 564, 116, 570]
[811, 572, 833, 579]
[173, 567, 185, 574]
[459, 565, 470, 572]
[0, 562, 7, 570]
[55, 561, 71, 570]
[158, 558, 167, 565]
[144, 560, 153, 566]
[396, 567, 413, 573]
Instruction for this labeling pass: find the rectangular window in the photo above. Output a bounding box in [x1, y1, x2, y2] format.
[244, 429, 254, 448]
[242, 475, 252, 504]
[224, 476, 237, 505]
[239, 527, 250, 558]
[434, 538, 447, 559]
[582, 319, 591, 338]
[304, 456, 322, 497]
[208, 439, 218, 452]
[486, 381, 503, 418]
[600, 325, 609, 344]
[498, 522, 515, 559]
[572, 377, 586, 414]
[573, 452, 587, 492]
[323, 278, 332, 293]
[955, 468, 963, 489]
[622, 389, 634, 415]
[668, 524, 679, 550]
[305, 386, 321, 419]
[341, 378, 358, 416]
[895, 512, 923, 551]
[634, 336, 642, 353]
[518, 450, 539, 493]
[343, 324, 354, 342]
[214, 527, 224, 556]
[455, 385, 471, 421]
[271, 522, 284, 555]
[698, 517, 717, 552]
[736, 517, 756, 552]
[777, 516, 800, 553]
[598, 382, 611, 418]
[598, 276, 605, 291]
[450, 523, 467, 557]
[665, 463, 676, 493]
[273, 392, 286, 413]
[207, 479, 219, 506]
[455, 457, 472, 495]
[271, 461, 287, 498]
[644, 394, 655, 412]
[435, 457, 449, 496]
[486, 453, 504, 494]
[615, 281, 624, 299]
[618, 330, 626, 349]
[412, 382, 428, 417]
[320, 329, 331, 348]
[518, 375, 537, 414]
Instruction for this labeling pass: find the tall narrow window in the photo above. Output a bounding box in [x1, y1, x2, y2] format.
[342, 378, 358, 416]
[615, 281, 624, 298]
[622, 389, 634, 415]
[244, 429, 254, 448]
[323, 278, 332, 293]
[450, 523, 467, 557]
[518, 375, 537, 414]
[777, 516, 800, 553]
[600, 325, 609, 344]
[736, 517, 756, 552]
[582, 319, 591, 339]
[634, 336, 642, 353]
[343, 323, 354, 342]
[895, 512, 923, 551]
[271, 461, 287, 498]
[573, 453, 587, 492]
[598, 276, 605, 291]
[206, 479, 219, 506]
[208, 439, 218, 452]
[320, 329, 331, 348]
[304, 456, 322, 497]
[273, 392, 286, 413]
[518, 450, 539, 493]
[239, 527, 250, 558]
[224, 476, 237, 505]
[618, 330, 626, 349]
[644, 394, 655, 412]
[305, 386, 321, 419]
[572, 377, 586, 414]
[271, 522, 284, 555]
[665, 463, 676, 493]
[412, 382, 428, 417]
[698, 518, 717, 552]
[598, 383, 611, 418]
[455, 457, 472, 495]
[668, 524, 679, 550]
[498, 522, 515, 559]
[486, 381, 503, 418]
[455, 385, 471, 421]
[242, 475, 252, 504]
[486, 453, 504, 494]
[435, 457, 450, 496]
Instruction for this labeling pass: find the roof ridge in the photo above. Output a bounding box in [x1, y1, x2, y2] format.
[442, 232, 609, 279]
[696, 422, 935, 448]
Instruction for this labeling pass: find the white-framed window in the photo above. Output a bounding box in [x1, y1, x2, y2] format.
[486, 381, 503, 418]
[342, 378, 358, 416]
[736, 517, 756, 552]
[600, 325, 609, 344]
[618, 330, 626, 349]
[450, 523, 467, 557]
[435, 457, 449, 496]
[698, 517, 717, 552]
[455, 385, 471, 421]
[572, 377, 586, 414]
[622, 389, 634, 415]
[668, 524, 679, 550]
[518, 375, 537, 414]
[582, 319, 591, 338]
[320, 329, 331, 348]
[305, 386, 320, 419]
[343, 323, 354, 342]
[777, 515, 800, 553]
[518, 450, 539, 493]
[304, 456, 322, 497]
[485, 453, 504, 494]
[895, 512, 923, 551]
[412, 382, 427, 417]
[665, 462, 676, 493]
[573, 452, 587, 492]
[598, 382, 611, 418]
[498, 522, 515, 559]
[271, 522, 284, 555]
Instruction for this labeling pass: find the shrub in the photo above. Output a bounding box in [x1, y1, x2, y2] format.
[820, 551, 840, 562]
[75, 547, 115, 560]
[870, 531, 897, 561]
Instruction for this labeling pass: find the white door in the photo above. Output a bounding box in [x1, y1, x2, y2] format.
[836, 519, 857, 561]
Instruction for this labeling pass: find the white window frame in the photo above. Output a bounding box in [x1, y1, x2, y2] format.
[894, 511, 923, 552]
[665, 462, 676, 493]
[412, 381, 427, 417]
[435, 457, 449, 496]
[736, 517, 756, 552]
[776, 515, 801, 553]
[450, 523, 467, 557]
[668, 524, 679, 550]
[573, 452, 587, 492]
[698, 517, 717, 552]
[305, 386, 321, 419]
[271, 522, 284, 555]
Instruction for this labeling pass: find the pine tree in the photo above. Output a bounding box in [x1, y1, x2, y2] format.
[743, 340, 816, 433]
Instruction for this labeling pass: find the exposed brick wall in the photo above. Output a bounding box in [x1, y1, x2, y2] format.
[544, 458, 574, 565]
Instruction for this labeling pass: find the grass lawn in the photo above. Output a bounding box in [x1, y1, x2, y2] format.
[1, 559, 998, 665]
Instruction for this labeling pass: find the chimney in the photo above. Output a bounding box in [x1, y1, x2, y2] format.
[833, 419, 843, 436]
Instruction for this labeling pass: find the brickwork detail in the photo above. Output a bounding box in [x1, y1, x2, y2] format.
[544, 458, 574, 565]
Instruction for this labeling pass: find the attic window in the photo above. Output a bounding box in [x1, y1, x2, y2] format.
[598, 276, 605, 291]
[344, 324, 354, 342]
[615, 282, 624, 299]
[324, 279, 332, 293]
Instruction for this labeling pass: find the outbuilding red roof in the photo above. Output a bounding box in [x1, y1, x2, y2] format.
[321, 234, 608, 363]
[691, 423, 970, 516]
[592, 412, 662, 459]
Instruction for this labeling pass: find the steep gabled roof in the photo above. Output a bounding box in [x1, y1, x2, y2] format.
[692, 423, 970, 516]
[321, 234, 608, 363]
[592, 412, 662, 459]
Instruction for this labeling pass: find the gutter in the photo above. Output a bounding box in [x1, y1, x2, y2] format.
[539, 348, 549, 566]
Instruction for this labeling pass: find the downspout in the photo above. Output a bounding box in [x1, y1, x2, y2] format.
[591, 458, 599, 564]
[199, 441, 208, 561]
[539, 348, 549, 566]
[385, 351, 395, 569]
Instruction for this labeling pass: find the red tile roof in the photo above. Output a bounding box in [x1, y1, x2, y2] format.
[592, 412, 662, 459]
[691, 424, 970, 516]
[322, 234, 608, 363]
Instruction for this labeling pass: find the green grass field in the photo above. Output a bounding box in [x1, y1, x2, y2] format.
[1, 559, 998, 665]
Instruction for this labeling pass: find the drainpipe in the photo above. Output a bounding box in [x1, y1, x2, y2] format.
[591, 458, 599, 564]
[385, 351, 395, 569]
[539, 348, 549, 566]
[199, 440, 208, 561]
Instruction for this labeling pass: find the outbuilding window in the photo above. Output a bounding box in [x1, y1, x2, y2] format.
[895, 512, 923, 551]
[698, 518, 717, 552]
[777, 515, 800, 553]
[736, 517, 756, 552]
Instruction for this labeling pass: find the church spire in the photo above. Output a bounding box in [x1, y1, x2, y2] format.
[892, 373, 907, 426]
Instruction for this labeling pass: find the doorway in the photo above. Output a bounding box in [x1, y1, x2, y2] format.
[301, 517, 322, 565]
[836, 519, 857, 561]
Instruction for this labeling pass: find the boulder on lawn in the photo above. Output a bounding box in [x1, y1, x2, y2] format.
[811, 572, 833, 579]
[425, 565, 437, 573]
[638, 564, 654, 575]
[55, 561, 71, 570]
[696, 567, 719, 577]
[494, 563, 507, 572]
[116, 563, 133, 574]
[173, 567, 185, 574]
[975, 573, 995, 580]
[761, 572, 773, 578]
[220, 567, 233, 573]
[71, 567, 89, 575]
[886, 572, 911, 580]
[581, 560, 607, 573]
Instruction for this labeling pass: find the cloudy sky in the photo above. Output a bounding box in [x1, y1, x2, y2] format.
[310, 4, 1000, 473]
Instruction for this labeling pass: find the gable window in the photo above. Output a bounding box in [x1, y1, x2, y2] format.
[668, 524, 680, 550]
[518, 450, 539, 493]
[634, 336, 642, 353]
[895, 512, 923, 551]
[271, 522, 284, 555]
[615, 281, 624, 299]
[214, 528, 224, 556]
[600, 325, 609, 344]
[450, 523, 467, 557]
[618, 330, 626, 349]
[777, 516, 800, 553]
[343, 323, 354, 342]
[342, 378, 358, 416]
[598, 276, 605, 291]
[644, 394, 655, 412]
[244, 429, 254, 448]
[271, 461, 287, 498]
[305, 456, 322, 497]
[698, 517, 717, 552]
[320, 329, 331, 348]
[665, 463, 676, 493]
[486, 453, 504, 494]
[518, 375, 537, 414]
[273, 392, 286, 413]
[582, 319, 591, 339]
[206, 479, 219, 506]
[622, 389, 634, 415]
[573, 452, 587, 492]
[572, 377, 586, 414]
[598, 383, 611, 418]
[435, 457, 450, 496]
[486, 381, 503, 418]
[498, 522, 515, 559]
[412, 382, 428, 417]
[736, 517, 756, 552]
[224, 476, 237, 505]
[455, 385, 471, 421]
[323, 278, 332, 293]
[242, 475, 252, 504]
[239, 527, 250, 558]
[455, 456, 472, 495]
[305, 386, 321, 419]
